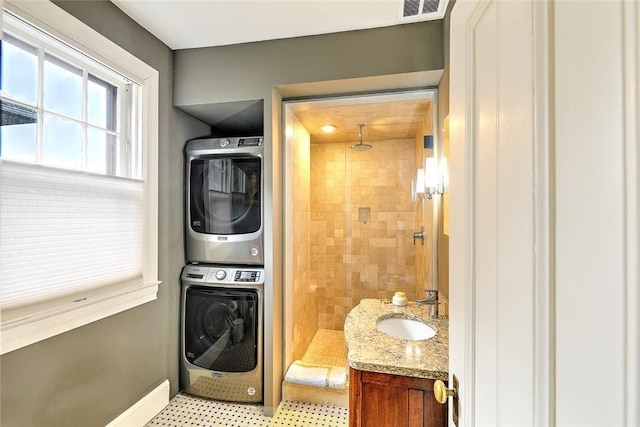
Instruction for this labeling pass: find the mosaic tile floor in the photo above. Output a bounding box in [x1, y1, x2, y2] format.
[146, 393, 349, 427]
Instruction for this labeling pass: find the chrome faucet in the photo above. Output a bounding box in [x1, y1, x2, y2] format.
[416, 289, 438, 318]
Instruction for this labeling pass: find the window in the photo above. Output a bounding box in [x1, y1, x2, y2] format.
[0, 1, 159, 354]
[1, 23, 137, 177]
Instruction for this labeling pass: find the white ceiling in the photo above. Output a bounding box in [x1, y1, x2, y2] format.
[110, 0, 448, 50]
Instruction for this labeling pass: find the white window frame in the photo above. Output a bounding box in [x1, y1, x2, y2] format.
[1, 22, 133, 176]
[0, 0, 160, 355]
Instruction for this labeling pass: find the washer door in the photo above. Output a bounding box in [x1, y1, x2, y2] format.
[184, 286, 258, 372]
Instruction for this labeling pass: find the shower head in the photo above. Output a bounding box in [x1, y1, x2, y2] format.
[350, 142, 373, 152]
[350, 123, 372, 151]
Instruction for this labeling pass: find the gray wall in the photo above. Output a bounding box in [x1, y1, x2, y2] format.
[0, 2, 210, 426]
[174, 18, 445, 413]
[174, 21, 444, 106]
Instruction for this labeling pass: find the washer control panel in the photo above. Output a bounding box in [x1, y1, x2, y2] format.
[234, 270, 260, 282]
[182, 265, 264, 285]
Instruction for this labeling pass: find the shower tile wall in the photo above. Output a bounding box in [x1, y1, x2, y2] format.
[289, 113, 318, 362]
[310, 142, 347, 331]
[311, 139, 417, 330]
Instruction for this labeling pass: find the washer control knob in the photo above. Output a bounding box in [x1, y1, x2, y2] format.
[214, 270, 227, 281]
[219, 138, 230, 147]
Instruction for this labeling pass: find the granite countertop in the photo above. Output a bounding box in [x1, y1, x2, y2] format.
[344, 299, 448, 381]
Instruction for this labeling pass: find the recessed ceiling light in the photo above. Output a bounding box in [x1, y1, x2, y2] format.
[321, 125, 337, 133]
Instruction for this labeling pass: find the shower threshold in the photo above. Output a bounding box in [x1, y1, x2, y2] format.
[282, 329, 349, 408]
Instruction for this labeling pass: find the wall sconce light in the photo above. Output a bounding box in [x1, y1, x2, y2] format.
[424, 157, 439, 198]
[412, 157, 447, 200]
[424, 157, 442, 199]
[411, 168, 426, 201]
[416, 168, 425, 194]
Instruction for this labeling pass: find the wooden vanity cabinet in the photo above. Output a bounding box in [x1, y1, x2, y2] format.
[349, 368, 447, 427]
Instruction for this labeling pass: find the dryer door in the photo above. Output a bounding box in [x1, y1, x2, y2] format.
[184, 286, 258, 372]
[189, 155, 262, 235]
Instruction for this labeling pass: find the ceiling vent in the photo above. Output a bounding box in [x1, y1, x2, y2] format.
[401, 0, 446, 20]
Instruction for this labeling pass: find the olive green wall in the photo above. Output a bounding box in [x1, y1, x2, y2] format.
[174, 21, 444, 106]
[0, 2, 210, 426]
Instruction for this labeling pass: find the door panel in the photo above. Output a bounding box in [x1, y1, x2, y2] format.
[361, 383, 407, 427]
[473, 3, 499, 423]
[553, 2, 628, 425]
[450, 0, 536, 425]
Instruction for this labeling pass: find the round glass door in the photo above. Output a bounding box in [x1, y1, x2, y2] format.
[189, 155, 261, 235]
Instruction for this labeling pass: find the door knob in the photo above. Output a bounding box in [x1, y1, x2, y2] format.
[433, 379, 456, 404]
[433, 375, 460, 426]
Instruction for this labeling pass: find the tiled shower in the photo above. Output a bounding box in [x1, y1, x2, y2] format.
[284, 92, 436, 365]
[311, 139, 419, 330]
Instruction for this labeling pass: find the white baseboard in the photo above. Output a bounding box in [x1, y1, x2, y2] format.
[106, 380, 170, 427]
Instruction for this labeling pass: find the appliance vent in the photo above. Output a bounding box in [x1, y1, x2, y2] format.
[403, 0, 420, 17]
[402, 0, 442, 18]
[422, 0, 440, 14]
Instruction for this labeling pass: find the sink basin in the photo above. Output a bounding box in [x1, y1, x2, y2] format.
[377, 318, 436, 341]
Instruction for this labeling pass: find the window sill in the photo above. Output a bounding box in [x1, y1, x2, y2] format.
[0, 280, 160, 355]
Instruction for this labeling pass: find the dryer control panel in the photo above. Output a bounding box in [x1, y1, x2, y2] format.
[182, 265, 265, 285]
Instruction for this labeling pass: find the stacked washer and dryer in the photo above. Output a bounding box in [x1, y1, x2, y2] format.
[181, 136, 265, 403]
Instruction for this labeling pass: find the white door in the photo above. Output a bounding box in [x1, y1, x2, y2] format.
[449, 1, 639, 426]
[449, 0, 540, 425]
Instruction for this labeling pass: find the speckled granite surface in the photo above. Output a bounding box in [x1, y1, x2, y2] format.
[344, 299, 448, 381]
